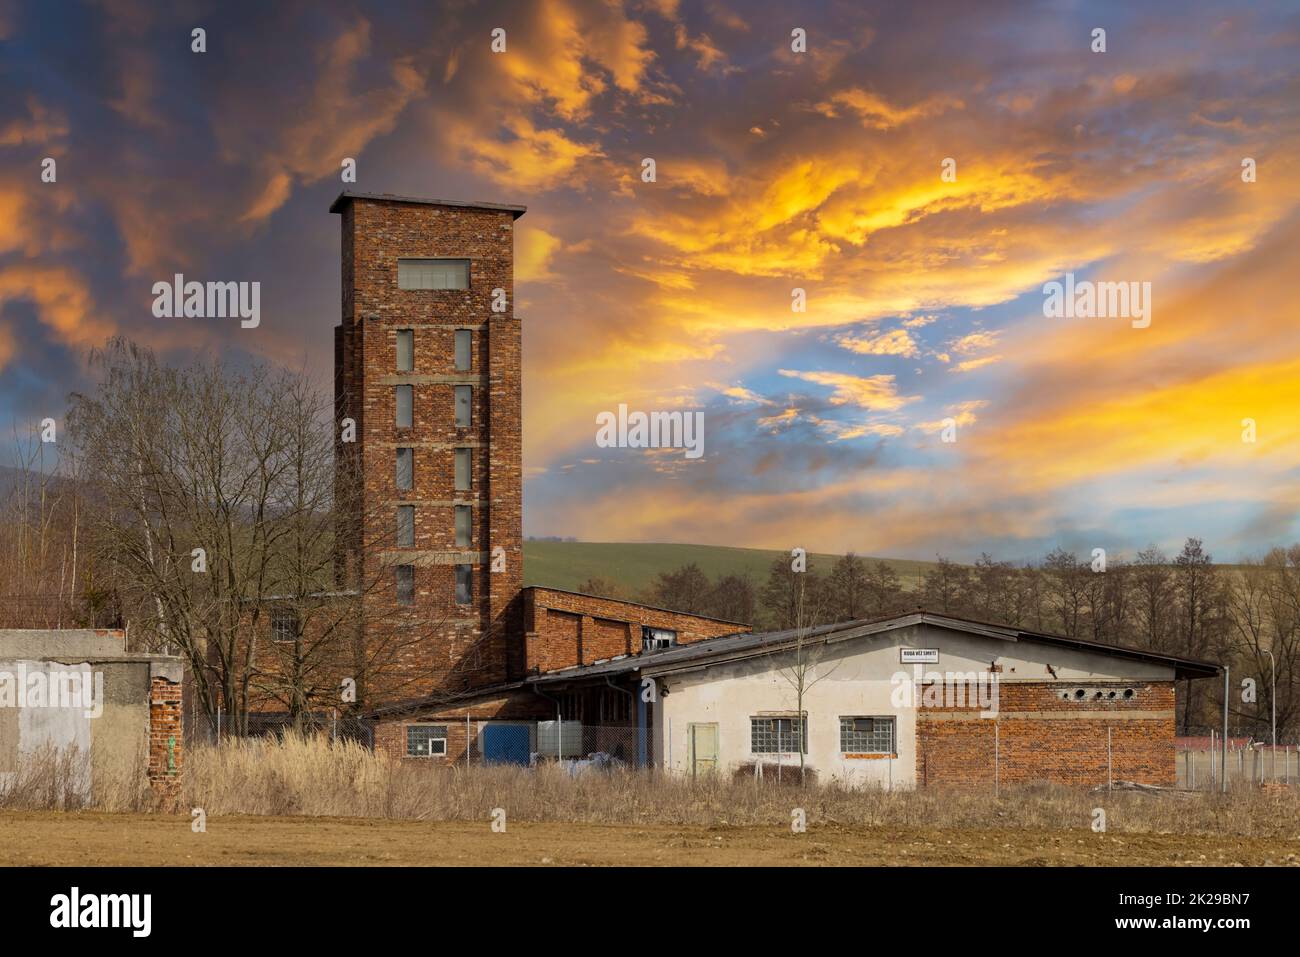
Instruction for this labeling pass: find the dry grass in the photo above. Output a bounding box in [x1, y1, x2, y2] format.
[0, 742, 150, 812]
[7, 732, 1299, 840]
[177, 732, 1300, 838]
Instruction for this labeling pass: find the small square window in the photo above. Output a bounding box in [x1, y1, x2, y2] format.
[395, 564, 415, 605]
[454, 386, 472, 429]
[407, 725, 448, 757]
[396, 448, 413, 490]
[455, 564, 472, 605]
[454, 329, 472, 371]
[395, 385, 413, 429]
[455, 505, 472, 547]
[397, 505, 415, 547]
[395, 329, 414, 372]
[454, 448, 471, 491]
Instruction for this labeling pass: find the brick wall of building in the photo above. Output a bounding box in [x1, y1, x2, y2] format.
[372, 688, 550, 761]
[522, 586, 744, 673]
[333, 195, 524, 705]
[148, 674, 183, 803]
[916, 680, 1176, 788]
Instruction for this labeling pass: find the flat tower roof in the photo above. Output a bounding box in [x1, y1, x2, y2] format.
[329, 191, 527, 219]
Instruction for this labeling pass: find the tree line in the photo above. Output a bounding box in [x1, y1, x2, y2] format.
[592, 541, 1299, 739]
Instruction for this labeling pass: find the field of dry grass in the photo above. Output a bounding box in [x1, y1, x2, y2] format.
[2, 734, 1299, 865]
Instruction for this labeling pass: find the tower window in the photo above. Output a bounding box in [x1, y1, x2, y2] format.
[396, 448, 413, 490]
[455, 564, 473, 605]
[454, 329, 472, 371]
[454, 386, 472, 428]
[454, 448, 471, 491]
[395, 385, 413, 429]
[398, 258, 469, 290]
[395, 329, 414, 372]
[455, 505, 472, 547]
[397, 505, 415, 547]
[271, 606, 299, 643]
[395, 565, 415, 605]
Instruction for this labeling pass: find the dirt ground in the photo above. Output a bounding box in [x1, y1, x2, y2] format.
[2, 811, 1298, 865]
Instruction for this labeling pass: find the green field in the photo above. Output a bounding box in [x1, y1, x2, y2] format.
[521, 540, 936, 597]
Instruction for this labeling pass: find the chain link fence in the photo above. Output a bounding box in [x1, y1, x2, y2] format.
[1176, 728, 1298, 789]
[185, 709, 374, 749]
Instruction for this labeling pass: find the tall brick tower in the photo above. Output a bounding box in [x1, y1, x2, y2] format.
[331, 192, 526, 702]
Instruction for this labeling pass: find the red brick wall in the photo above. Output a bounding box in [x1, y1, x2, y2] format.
[916, 681, 1176, 788]
[523, 586, 744, 672]
[148, 675, 183, 802]
[372, 688, 549, 761]
[333, 196, 523, 704]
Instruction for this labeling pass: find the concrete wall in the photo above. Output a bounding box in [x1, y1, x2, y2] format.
[0, 646, 183, 801]
[653, 622, 1176, 789]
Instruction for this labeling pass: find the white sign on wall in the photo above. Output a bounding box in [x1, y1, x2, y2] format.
[900, 648, 939, 664]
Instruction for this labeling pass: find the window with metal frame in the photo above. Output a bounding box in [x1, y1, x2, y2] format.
[406, 725, 448, 757]
[397, 259, 469, 290]
[750, 716, 806, 754]
[840, 716, 895, 754]
[454, 505, 471, 547]
[271, 606, 298, 643]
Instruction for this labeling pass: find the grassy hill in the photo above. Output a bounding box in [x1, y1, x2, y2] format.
[521, 541, 937, 598]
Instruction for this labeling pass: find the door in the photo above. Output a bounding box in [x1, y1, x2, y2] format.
[483, 725, 531, 766]
[689, 723, 719, 777]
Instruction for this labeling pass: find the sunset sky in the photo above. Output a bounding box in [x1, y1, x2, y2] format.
[2, 0, 1298, 562]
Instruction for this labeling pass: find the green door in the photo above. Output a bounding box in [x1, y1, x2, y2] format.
[689, 723, 719, 777]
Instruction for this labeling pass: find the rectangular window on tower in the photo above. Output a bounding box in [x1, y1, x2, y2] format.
[397, 259, 470, 290]
[454, 329, 471, 371]
[454, 386, 472, 429]
[395, 385, 413, 429]
[454, 505, 471, 547]
[395, 329, 414, 372]
[454, 448, 471, 491]
[395, 565, 415, 605]
[455, 564, 473, 605]
[396, 505, 415, 547]
[396, 448, 413, 490]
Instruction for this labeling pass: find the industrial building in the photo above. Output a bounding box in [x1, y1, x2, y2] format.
[261, 193, 1220, 789]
